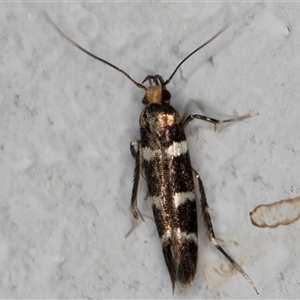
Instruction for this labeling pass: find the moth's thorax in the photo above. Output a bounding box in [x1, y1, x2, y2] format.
[140, 103, 181, 137]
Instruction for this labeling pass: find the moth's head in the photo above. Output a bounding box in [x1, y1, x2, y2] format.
[141, 75, 171, 105]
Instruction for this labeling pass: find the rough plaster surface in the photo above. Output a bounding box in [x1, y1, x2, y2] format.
[1, 2, 299, 299]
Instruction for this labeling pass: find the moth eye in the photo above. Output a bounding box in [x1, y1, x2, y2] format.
[162, 89, 171, 103]
[142, 96, 148, 105]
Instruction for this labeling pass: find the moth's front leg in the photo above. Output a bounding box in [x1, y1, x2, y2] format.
[183, 112, 258, 131]
[129, 141, 144, 221]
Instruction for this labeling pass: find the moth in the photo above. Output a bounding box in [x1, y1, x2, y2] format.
[45, 12, 258, 294]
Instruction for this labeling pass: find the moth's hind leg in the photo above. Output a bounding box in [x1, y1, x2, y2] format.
[192, 168, 259, 294]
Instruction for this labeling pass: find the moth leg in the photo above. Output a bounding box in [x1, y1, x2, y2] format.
[129, 141, 145, 222]
[130, 140, 139, 158]
[183, 112, 258, 131]
[125, 218, 140, 238]
[192, 168, 259, 295]
[131, 140, 147, 181]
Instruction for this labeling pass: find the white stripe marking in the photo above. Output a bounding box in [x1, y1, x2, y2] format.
[174, 192, 195, 208]
[166, 140, 188, 157]
[151, 195, 163, 210]
[142, 146, 157, 161]
[160, 230, 172, 245]
[161, 229, 197, 245]
[142, 141, 188, 162]
[151, 192, 195, 210]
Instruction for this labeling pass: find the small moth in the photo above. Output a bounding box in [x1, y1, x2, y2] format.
[45, 12, 258, 294]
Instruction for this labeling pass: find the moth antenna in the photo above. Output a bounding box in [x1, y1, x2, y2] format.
[44, 12, 147, 91]
[163, 7, 248, 87]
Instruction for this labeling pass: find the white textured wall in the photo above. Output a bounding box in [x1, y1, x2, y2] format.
[1, 2, 299, 298]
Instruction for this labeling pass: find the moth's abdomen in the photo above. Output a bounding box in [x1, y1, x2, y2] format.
[140, 102, 198, 289]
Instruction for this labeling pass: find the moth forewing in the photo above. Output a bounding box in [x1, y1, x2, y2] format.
[45, 10, 258, 295]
